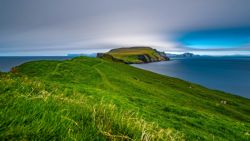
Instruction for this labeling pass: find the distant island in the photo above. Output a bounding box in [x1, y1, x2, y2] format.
[165, 52, 199, 58]
[97, 47, 169, 64]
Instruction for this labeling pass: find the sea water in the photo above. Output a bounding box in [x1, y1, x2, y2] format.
[132, 57, 250, 98]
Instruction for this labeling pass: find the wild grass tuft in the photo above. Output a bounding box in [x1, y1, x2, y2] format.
[0, 74, 183, 140]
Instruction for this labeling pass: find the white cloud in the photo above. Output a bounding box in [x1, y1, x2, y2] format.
[0, 0, 250, 55]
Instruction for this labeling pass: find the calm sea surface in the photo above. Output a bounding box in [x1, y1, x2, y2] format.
[132, 57, 250, 98]
[0, 56, 73, 72]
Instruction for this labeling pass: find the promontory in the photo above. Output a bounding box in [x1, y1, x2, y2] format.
[97, 47, 169, 64]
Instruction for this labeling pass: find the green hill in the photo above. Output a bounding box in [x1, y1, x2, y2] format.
[0, 56, 249, 140]
[97, 47, 169, 64]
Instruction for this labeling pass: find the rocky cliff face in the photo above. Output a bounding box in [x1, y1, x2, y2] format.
[97, 47, 169, 64]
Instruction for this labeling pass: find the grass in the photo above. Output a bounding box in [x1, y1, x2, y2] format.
[0, 56, 250, 140]
[0, 73, 183, 140]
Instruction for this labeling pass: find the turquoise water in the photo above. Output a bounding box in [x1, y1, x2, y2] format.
[132, 57, 250, 98]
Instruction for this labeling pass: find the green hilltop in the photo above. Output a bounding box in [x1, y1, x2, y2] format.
[0, 56, 249, 140]
[97, 47, 169, 64]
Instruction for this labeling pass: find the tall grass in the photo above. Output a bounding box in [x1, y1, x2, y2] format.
[0, 74, 184, 140]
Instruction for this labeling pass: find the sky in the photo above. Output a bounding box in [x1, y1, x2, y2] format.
[0, 0, 250, 56]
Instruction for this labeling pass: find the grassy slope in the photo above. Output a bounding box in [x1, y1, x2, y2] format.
[103, 47, 167, 63]
[0, 57, 249, 140]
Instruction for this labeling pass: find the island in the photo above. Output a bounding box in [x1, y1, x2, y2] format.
[165, 52, 199, 58]
[97, 47, 169, 64]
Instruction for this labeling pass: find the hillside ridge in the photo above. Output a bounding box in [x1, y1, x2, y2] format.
[0, 56, 249, 140]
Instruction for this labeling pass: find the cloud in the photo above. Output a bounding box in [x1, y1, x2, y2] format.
[0, 0, 250, 55]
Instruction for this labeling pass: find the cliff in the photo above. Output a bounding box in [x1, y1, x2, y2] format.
[97, 47, 169, 64]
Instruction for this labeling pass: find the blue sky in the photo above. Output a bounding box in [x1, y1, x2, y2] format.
[177, 28, 250, 49]
[0, 0, 250, 56]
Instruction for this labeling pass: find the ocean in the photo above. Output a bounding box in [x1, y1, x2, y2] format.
[132, 57, 250, 98]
